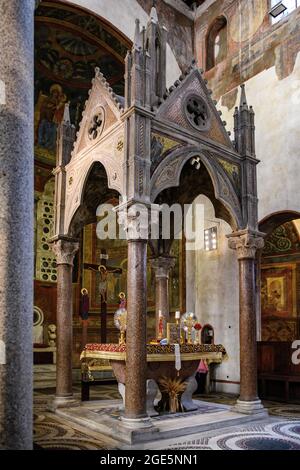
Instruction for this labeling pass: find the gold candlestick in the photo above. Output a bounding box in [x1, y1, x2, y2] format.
[119, 330, 126, 345]
[184, 315, 195, 345]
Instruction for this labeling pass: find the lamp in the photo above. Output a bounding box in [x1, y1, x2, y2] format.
[204, 226, 218, 251]
[269, 2, 287, 18]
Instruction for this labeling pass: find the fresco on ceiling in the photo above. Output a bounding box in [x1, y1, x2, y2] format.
[263, 221, 300, 256]
[34, 2, 129, 165]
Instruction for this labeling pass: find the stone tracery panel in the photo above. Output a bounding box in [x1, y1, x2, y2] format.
[35, 178, 57, 282]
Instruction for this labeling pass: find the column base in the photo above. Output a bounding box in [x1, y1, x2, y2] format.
[121, 416, 154, 429]
[232, 399, 268, 416]
[48, 395, 81, 411]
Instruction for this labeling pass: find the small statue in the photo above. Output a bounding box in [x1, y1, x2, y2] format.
[80, 287, 89, 321]
[48, 324, 57, 347]
[158, 310, 164, 340]
[114, 292, 127, 345]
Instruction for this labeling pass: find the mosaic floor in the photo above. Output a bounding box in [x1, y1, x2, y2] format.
[34, 384, 300, 450]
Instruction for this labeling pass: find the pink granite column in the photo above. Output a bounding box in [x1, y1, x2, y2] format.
[150, 257, 175, 338]
[0, 0, 35, 449]
[228, 229, 267, 415]
[52, 238, 79, 409]
[124, 239, 148, 420]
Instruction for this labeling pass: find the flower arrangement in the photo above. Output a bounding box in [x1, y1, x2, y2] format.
[194, 322, 202, 344]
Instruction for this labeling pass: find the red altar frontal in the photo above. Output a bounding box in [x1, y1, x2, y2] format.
[80, 343, 227, 414]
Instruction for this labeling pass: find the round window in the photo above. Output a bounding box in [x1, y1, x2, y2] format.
[185, 94, 210, 131]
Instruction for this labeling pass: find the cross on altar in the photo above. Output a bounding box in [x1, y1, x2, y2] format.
[83, 249, 122, 343]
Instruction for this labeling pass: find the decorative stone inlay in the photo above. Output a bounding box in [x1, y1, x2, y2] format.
[52, 239, 79, 265]
[116, 139, 124, 152]
[218, 158, 240, 190]
[228, 230, 264, 259]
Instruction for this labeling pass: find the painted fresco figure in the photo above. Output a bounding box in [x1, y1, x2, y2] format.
[80, 288, 89, 321]
[37, 84, 65, 150]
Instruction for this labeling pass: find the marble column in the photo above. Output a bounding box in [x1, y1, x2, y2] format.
[51, 238, 79, 409]
[123, 238, 149, 423]
[150, 256, 175, 338]
[0, 0, 35, 449]
[228, 229, 267, 415]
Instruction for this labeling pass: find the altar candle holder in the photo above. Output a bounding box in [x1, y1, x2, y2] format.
[175, 311, 181, 344]
[119, 330, 126, 345]
[184, 315, 195, 345]
[158, 310, 164, 340]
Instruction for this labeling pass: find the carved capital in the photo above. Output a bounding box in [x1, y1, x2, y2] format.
[52, 239, 79, 265]
[117, 202, 151, 240]
[228, 230, 264, 260]
[150, 256, 176, 279]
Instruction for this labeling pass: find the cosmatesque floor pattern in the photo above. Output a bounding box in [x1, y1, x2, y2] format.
[34, 384, 300, 450]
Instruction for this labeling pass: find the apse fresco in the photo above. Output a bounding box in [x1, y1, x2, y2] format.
[34, 2, 129, 165]
[261, 265, 296, 319]
[261, 220, 300, 342]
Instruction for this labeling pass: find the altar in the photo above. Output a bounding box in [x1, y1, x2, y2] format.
[81, 343, 227, 415]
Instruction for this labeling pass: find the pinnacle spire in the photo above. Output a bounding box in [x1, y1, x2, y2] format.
[239, 84, 248, 109]
[62, 102, 71, 124]
[150, 0, 158, 23]
[134, 18, 142, 48]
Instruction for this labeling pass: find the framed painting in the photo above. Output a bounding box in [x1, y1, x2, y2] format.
[261, 263, 297, 319]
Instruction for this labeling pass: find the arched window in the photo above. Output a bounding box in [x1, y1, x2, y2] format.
[206, 16, 227, 71]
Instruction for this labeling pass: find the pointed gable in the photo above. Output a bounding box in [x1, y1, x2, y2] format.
[72, 68, 124, 157]
[156, 65, 233, 149]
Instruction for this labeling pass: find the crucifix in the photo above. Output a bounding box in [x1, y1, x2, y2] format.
[83, 249, 122, 343]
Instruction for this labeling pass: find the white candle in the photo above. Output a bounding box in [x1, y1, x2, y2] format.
[175, 311, 180, 320]
[159, 310, 162, 317]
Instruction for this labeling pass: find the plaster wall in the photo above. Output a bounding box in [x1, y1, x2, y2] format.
[187, 195, 240, 394]
[65, 0, 181, 85]
[218, 52, 300, 222]
[188, 57, 300, 392]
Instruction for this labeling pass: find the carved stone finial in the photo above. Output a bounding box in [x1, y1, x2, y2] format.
[134, 18, 142, 49]
[150, 3, 158, 22]
[62, 102, 71, 124]
[52, 239, 79, 265]
[228, 230, 264, 259]
[240, 84, 248, 109]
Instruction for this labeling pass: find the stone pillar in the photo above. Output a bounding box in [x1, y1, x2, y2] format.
[51, 239, 79, 409]
[0, 0, 35, 449]
[228, 229, 267, 415]
[124, 239, 149, 422]
[118, 208, 152, 428]
[150, 256, 175, 338]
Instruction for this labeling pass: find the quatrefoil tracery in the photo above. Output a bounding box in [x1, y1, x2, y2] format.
[88, 110, 104, 140]
[185, 95, 209, 130]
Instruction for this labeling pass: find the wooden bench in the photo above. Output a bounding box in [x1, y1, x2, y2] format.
[258, 373, 300, 402]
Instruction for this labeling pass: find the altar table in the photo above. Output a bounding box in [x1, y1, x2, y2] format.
[80, 343, 227, 414]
